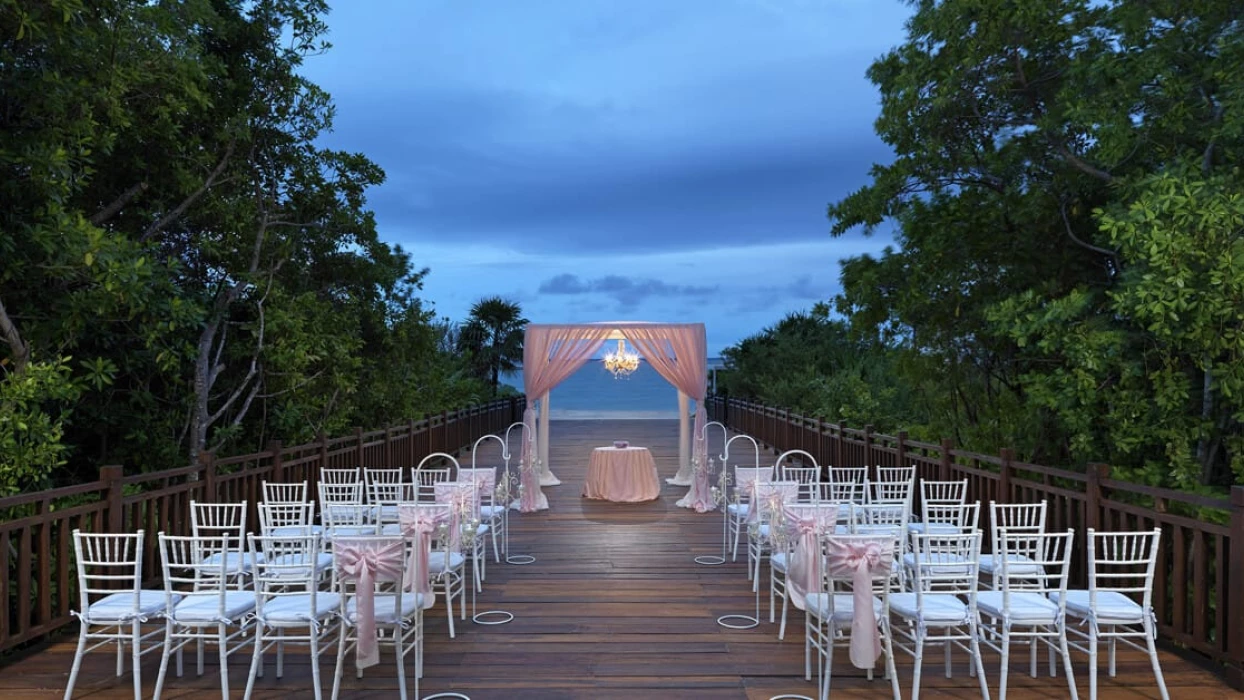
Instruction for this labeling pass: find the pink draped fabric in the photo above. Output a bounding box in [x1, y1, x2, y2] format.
[456, 469, 495, 511]
[434, 482, 475, 549]
[734, 467, 773, 524]
[521, 325, 615, 512]
[622, 325, 710, 510]
[332, 538, 406, 669]
[750, 480, 797, 524]
[582, 447, 660, 502]
[826, 537, 894, 670]
[396, 504, 446, 607]
[784, 504, 839, 612]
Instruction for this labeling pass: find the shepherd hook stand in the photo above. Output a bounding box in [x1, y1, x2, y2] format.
[694, 465, 730, 566]
[716, 520, 761, 630]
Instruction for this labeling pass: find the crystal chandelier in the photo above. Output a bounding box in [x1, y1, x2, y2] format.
[603, 338, 640, 377]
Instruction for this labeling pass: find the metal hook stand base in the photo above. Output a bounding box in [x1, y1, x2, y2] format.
[504, 554, 535, 565]
[716, 614, 759, 629]
[471, 610, 514, 625]
[768, 695, 814, 700]
[423, 694, 471, 700]
[694, 555, 726, 566]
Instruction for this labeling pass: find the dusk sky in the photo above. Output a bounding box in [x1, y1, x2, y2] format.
[304, 0, 911, 355]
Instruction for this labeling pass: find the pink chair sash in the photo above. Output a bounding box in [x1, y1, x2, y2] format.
[784, 505, 838, 611]
[434, 482, 474, 548]
[826, 538, 894, 669]
[333, 538, 405, 669]
[751, 481, 797, 524]
[396, 505, 446, 607]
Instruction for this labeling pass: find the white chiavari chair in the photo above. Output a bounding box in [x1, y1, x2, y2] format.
[190, 500, 251, 578]
[399, 503, 465, 639]
[243, 533, 339, 700]
[748, 480, 798, 591]
[64, 530, 173, 700]
[874, 465, 916, 485]
[153, 533, 256, 700]
[771, 502, 838, 640]
[320, 502, 375, 542]
[459, 466, 501, 563]
[319, 467, 360, 485]
[980, 501, 1047, 589]
[435, 480, 488, 591]
[908, 479, 968, 536]
[728, 465, 772, 561]
[329, 535, 422, 700]
[977, 529, 1078, 700]
[258, 501, 320, 538]
[805, 534, 902, 700]
[889, 531, 990, 700]
[1053, 528, 1168, 700]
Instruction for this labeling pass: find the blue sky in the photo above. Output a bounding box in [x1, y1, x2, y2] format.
[304, 0, 911, 355]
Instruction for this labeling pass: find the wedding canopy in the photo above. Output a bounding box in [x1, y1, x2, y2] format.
[517, 322, 712, 513]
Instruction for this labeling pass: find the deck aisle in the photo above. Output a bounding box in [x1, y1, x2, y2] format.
[20, 420, 1238, 698]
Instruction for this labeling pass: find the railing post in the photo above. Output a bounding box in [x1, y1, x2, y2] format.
[318, 430, 329, 475]
[200, 450, 217, 503]
[999, 448, 1014, 503]
[101, 465, 124, 535]
[896, 431, 908, 475]
[383, 426, 393, 467]
[833, 423, 843, 469]
[442, 410, 451, 454]
[863, 425, 874, 467]
[939, 439, 953, 481]
[407, 419, 417, 469]
[354, 427, 365, 468]
[1228, 485, 1244, 689]
[268, 440, 284, 483]
[1086, 463, 1109, 533]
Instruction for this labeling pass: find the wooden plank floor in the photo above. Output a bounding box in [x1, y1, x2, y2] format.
[18, 420, 1240, 698]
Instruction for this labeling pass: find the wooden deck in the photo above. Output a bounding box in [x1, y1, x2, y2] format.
[20, 420, 1240, 698]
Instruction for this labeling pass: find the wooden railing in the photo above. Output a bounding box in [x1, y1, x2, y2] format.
[0, 396, 525, 655]
[707, 395, 1244, 689]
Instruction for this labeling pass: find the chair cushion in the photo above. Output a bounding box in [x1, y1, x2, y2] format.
[200, 551, 257, 573]
[770, 552, 789, 573]
[907, 522, 962, 535]
[345, 593, 425, 624]
[901, 552, 973, 576]
[726, 503, 750, 518]
[268, 524, 324, 537]
[1053, 590, 1146, 623]
[480, 505, 506, 519]
[260, 592, 342, 624]
[889, 592, 969, 623]
[978, 553, 1040, 577]
[262, 552, 334, 577]
[805, 592, 884, 623]
[172, 591, 256, 623]
[323, 525, 376, 541]
[428, 551, 465, 572]
[977, 591, 1061, 623]
[85, 590, 177, 622]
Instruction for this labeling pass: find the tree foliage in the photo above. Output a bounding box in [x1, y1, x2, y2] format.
[723, 0, 1244, 490]
[0, 0, 493, 486]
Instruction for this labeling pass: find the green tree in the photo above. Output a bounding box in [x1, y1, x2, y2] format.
[458, 298, 527, 397]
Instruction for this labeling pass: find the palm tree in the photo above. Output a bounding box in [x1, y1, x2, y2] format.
[457, 297, 527, 396]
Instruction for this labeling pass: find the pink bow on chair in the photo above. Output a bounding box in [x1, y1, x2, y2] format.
[785, 505, 837, 611]
[742, 479, 763, 523]
[397, 506, 443, 606]
[333, 538, 406, 669]
[827, 539, 892, 670]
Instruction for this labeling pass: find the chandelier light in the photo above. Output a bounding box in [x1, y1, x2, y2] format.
[603, 338, 640, 377]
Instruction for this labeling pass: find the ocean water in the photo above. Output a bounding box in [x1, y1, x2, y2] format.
[502, 360, 711, 419]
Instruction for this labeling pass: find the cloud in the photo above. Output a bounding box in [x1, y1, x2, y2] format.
[538, 273, 718, 310]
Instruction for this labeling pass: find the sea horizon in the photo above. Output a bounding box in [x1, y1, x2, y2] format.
[501, 358, 721, 419]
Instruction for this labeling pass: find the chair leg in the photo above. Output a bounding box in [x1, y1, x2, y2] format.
[778, 585, 790, 641]
[130, 621, 143, 700]
[445, 583, 456, 639]
[277, 628, 285, 678]
[1108, 636, 1116, 676]
[331, 624, 347, 700]
[1088, 625, 1098, 700]
[999, 627, 1011, 700]
[820, 624, 835, 700]
[911, 627, 925, 700]
[730, 521, 740, 561]
[970, 617, 991, 700]
[63, 625, 88, 700]
[769, 570, 776, 623]
[1030, 629, 1038, 677]
[804, 617, 813, 681]
[309, 626, 323, 700]
[1059, 625, 1079, 700]
[197, 636, 204, 676]
[491, 524, 501, 563]
[883, 621, 901, 700]
[944, 634, 952, 678]
[116, 632, 125, 676]
[1144, 620, 1170, 700]
[244, 625, 264, 700]
[154, 622, 174, 700]
[395, 627, 408, 700]
[217, 623, 231, 700]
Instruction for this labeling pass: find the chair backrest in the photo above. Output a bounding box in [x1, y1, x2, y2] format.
[435, 481, 481, 521]
[248, 533, 321, 595]
[262, 480, 308, 504]
[829, 466, 868, 484]
[732, 466, 773, 504]
[72, 530, 144, 617]
[820, 479, 866, 505]
[367, 480, 412, 522]
[920, 479, 968, 506]
[823, 534, 899, 592]
[1086, 528, 1162, 606]
[158, 532, 245, 594]
[874, 465, 915, 484]
[318, 481, 364, 524]
[754, 480, 799, 522]
[331, 535, 410, 612]
[321, 502, 372, 529]
[773, 450, 819, 482]
[320, 467, 361, 485]
[190, 500, 246, 539]
[867, 479, 913, 506]
[922, 501, 980, 531]
[259, 501, 315, 535]
[457, 468, 497, 509]
[779, 467, 819, 501]
[989, 500, 1047, 555]
[909, 531, 982, 596]
[413, 467, 452, 501]
[850, 502, 909, 539]
[996, 528, 1074, 596]
[363, 468, 404, 505]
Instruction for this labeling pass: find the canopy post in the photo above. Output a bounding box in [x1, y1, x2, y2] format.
[669, 390, 693, 485]
[538, 391, 560, 485]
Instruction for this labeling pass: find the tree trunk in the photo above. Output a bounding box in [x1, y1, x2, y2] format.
[1198, 363, 1215, 485]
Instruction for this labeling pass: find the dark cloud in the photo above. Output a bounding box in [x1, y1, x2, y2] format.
[538, 273, 718, 310]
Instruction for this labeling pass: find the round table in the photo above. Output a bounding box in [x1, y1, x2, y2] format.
[582, 446, 660, 502]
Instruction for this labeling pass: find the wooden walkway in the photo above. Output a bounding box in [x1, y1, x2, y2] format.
[20, 420, 1240, 698]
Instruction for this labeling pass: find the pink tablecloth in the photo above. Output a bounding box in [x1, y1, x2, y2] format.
[582, 446, 660, 502]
